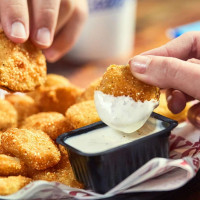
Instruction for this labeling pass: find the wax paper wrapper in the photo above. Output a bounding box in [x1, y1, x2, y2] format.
[0, 122, 199, 200]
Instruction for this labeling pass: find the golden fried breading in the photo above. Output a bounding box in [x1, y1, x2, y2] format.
[96, 64, 160, 102]
[66, 100, 100, 129]
[0, 131, 4, 154]
[0, 154, 27, 176]
[1, 128, 61, 170]
[5, 94, 39, 125]
[30, 153, 83, 189]
[0, 99, 17, 130]
[20, 112, 73, 140]
[76, 77, 102, 103]
[44, 74, 71, 87]
[154, 92, 191, 122]
[0, 32, 46, 92]
[30, 86, 82, 114]
[0, 176, 31, 195]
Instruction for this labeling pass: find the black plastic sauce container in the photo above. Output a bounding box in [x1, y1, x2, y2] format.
[57, 112, 178, 194]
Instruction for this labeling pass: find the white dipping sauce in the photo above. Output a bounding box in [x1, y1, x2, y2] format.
[94, 91, 158, 133]
[65, 117, 165, 154]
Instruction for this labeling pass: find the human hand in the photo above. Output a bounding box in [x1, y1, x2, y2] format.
[129, 31, 200, 128]
[0, 0, 88, 62]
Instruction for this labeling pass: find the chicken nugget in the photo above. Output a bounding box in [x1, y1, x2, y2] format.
[0, 32, 46, 92]
[0, 154, 27, 176]
[66, 100, 100, 129]
[0, 176, 31, 195]
[30, 86, 82, 114]
[20, 112, 73, 140]
[5, 94, 39, 125]
[154, 92, 191, 122]
[44, 74, 71, 87]
[28, 74, 82, 114]
[0, 99, 17, 130]
[95, 64, 160, 133]
[1, 128, 61, 170]
[76, 77, 102, 103]
[30, 153, 83, 189]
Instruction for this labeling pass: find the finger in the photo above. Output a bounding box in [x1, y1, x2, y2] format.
[141, 31, 200, 60]
[44, 0, 88, 62]
[30, 0, 61, 48]
[166, 89, 187, 114]
[55, 0, 75, 34]
[164, 57, 199, 113]
[0, 0, 29, 43]
[187, 103, 200, 128]
[129, 55, 200, 100]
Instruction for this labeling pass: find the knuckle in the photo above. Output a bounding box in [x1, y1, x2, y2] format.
[161, 57, 180, 85]
[74, 4, 88, 22]
[61, 0, 75, 11]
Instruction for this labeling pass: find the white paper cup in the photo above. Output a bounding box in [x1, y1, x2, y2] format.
[65, 0, 137, 62]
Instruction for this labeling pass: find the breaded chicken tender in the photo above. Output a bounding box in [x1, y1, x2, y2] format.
[76, 77, 102, 103]
[66, 100, 100, 129]
[44, 74, 71, 87]
[154, 92, 191, 122]
[96, 64, 159, 101]
[0, 154, 27, 176]
[1, 128, 61, 170]
[30, 151, 83, 189]
[0, 32, 46, 92]
[29, 85, 82, 114]
[0, 99, 17, 130]
[0, 176, 31, 195]
[5, 94, 39, 125]
[20, 112, 73, 140]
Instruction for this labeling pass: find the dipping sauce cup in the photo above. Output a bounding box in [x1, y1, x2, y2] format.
[57, 112, 178, 194]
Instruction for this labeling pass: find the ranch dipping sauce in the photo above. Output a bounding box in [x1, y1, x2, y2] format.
[65, 117, 165, 154]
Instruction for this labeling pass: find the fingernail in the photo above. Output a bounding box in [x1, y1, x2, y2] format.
[11, 22, 26, 39]
[36, 27, 51, 46]
[129, 55, 151, 73]
[167, 95, 172, 102]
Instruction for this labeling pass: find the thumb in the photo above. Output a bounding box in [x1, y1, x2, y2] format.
[129, 55, 200, 100]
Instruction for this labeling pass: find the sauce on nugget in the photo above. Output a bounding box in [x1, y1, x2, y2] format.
[94, 64, 160, 133]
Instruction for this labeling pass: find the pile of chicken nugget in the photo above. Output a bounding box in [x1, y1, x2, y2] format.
[0, 73, 102, 196]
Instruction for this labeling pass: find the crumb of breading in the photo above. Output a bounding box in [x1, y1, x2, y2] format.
[20, 112, 73, 140]
[0, 176, 31, 195]
[0, 99, 18, 130]
[5, 94, 39, 125]
[66, 100, 100, 129]
[1, 128, 61, 170]
[0, 32, 46, 92]
[96, 64, 160, 102]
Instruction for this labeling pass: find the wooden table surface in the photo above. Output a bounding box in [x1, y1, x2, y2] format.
[48, 1, 200, 199]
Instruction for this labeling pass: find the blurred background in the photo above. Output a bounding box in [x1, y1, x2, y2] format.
[48, 0, 200, 88]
